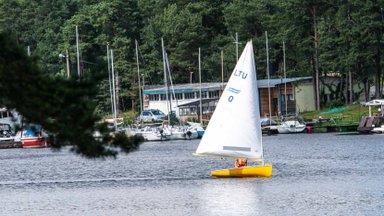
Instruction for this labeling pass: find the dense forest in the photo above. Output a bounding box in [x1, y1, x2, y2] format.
[1, 0, 384, 115]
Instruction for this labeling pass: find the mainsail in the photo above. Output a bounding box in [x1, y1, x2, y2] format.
[195, 41, 263, 161]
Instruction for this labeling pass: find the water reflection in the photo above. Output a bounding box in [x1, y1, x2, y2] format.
[197, 179, 262, 216]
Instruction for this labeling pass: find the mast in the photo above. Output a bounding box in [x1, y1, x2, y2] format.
[76, 25, 81, 79]
[221, 50, 224, 92]
[107, 43, 114, 117]
[110, 49, 117, 130]
[235, 32, 238, 61]
[283, 41, 287, 117]
[65, 49, 70, 78]
[161, 38, 171, 123]
[199, 48, 203, 125]
[166, 53, 177, 108]
[265, 31, 272, 125]
[142, 74, 145, 110]
[135, 40, 143, 113]
[233, 32, 241, 62]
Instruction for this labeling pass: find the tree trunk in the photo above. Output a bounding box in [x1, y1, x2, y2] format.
[312, 6, 320, 110]
[339, 75, 345, 101]
[364, 78, 370, 102]
[349, 71, 353, 103]
[375, 50, 382, 99]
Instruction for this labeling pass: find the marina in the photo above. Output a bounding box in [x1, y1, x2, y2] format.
[1, 2, 384, 215]
[0, 133, 383, 215]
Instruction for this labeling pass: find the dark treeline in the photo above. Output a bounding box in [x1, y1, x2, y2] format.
[1, 0, 383, 114]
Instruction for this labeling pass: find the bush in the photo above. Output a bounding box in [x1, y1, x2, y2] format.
[120, 110, 138, 125]
[326, 100, 344, 108]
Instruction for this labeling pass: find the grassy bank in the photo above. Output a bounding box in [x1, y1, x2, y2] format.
[300, 103, 370, 125]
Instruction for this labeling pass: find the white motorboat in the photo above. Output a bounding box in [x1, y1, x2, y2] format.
[372, 125, 384, 134]
[186, 122, 205, 138]
[162, 125, 198, 140]
[137, 127, 168, 141]
[277, 120, 306, 134]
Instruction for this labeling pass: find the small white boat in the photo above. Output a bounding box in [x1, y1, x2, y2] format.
[137, 127, 168, 141]
[162, 125, 198, 140]
[187, 122, 205, 138]
[372, 125, 384, 134]
[277, 120, 306, 134]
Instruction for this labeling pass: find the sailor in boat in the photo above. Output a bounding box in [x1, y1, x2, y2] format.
[235, 159, 247, 168]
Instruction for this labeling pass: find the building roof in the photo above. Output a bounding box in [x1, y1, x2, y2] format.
[144, 83, 223, 95]
[177, 98, 218, 107]
[144, 76, 312, 95]
[257, 76, 312, 88]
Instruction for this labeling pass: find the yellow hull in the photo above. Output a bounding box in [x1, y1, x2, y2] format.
[211, 165, 273, 178]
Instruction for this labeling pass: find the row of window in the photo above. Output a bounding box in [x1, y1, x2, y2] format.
[148, 90, 220, 101]
[148, 92, 294, 102]
[179, 106, 216, 116]
[0, 111, 13, 119]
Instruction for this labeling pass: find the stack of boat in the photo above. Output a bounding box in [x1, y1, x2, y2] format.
[122, 123, 204, 141]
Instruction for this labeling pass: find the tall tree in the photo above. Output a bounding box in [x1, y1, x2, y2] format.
[0, 33, 142, 157]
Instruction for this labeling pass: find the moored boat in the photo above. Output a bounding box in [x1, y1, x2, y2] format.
[163, 125, 199, 140]
[277, 120, 306, 134]
[187, 122, 205, 138]
[14, 127, 48, 148]
[20, 137, 47, 148]
[137, 126, 168, 141]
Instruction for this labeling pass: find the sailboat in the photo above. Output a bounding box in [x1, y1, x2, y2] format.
[160, 38, 199, 140]
[194, 41, 272, 177]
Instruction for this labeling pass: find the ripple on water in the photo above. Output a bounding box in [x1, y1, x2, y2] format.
[0, 133, 384, 215]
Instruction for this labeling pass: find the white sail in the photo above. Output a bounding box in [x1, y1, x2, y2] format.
[195, 41, 263, 161]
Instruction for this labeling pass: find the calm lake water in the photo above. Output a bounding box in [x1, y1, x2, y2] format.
[0, 133, 383, 216]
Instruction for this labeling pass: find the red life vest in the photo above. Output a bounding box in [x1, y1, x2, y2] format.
[236, 159, 247, 167]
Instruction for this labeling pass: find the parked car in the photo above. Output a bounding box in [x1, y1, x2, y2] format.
[138, 109, 166, 122]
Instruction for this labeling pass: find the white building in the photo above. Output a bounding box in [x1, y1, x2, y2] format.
[143, 77, 314, 121]
[143, 83, 223, 121]
[0, 108, 22, 132]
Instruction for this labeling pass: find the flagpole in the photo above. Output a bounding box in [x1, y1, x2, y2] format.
[265, 31, 272, 125]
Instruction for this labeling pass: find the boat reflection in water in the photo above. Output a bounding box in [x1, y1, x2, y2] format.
[197, 179, 262, 215]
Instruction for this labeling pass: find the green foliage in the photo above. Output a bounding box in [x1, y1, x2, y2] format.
[1, 0, 383, 109]
[325, 100, 344, 109]
[0, 33, 142, 158]
[120, 110, 138, 125]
